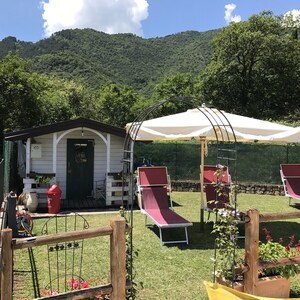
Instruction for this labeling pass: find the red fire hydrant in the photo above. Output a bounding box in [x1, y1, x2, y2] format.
[47, 185, 62, 214]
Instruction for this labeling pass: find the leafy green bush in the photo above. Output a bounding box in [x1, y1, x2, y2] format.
[259, 228, 300, 279]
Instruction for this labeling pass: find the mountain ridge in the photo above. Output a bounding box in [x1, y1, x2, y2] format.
[0, 28, 218, 95]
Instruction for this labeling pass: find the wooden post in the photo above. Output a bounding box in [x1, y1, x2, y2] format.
[0, 158, 4, 206]
[244, 209, 259, 295]
[7, 193, 18, 238]
[110, 216, 126, 300]
[1, 228, 13, 300]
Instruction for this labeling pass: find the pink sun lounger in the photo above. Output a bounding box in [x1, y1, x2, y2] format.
[137, 167, 192, 245]
[280, 164, 300, 206]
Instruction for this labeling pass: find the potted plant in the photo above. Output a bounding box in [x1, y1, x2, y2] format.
[113, 171, 123, 181]
[35, 174, 53, 187]
[213, 210, 300, 297]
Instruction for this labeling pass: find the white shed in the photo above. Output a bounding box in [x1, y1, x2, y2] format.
[4, 118, 128, 211]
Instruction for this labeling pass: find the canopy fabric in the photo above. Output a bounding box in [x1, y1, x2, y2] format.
[126, 106, 300, 228]
[204, 281, 295, 300]
[126, 108, 299, 143]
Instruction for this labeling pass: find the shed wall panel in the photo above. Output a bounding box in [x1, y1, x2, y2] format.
[27, 129, 124, 200]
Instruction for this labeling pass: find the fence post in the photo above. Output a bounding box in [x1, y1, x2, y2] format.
[244, 208, 259, 295]
[110, 216, 126, 300]
[0, 158, 4, 206]
[6, 192, 18, 238]
[1, 228, 13, 300]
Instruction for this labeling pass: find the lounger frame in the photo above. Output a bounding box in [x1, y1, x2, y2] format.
[137, 167, 192, 245]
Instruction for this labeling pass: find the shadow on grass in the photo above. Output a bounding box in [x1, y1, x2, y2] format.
[288, 203, 300, 209]
[145, 220, 300, 251]
[290, 289, 300, 297]
[259, 221, 300, 242]
[145, 221, 217, 250]
[169, 200, 181, 207]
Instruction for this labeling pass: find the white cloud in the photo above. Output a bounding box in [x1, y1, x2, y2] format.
[41, 0, 149, 38]
[284, 9, 300, 20]
[224, 3, 241, 24]
[284, 9, 300, 25]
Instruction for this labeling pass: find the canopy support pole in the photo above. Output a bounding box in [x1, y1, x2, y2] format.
[200, 136, 206, 232]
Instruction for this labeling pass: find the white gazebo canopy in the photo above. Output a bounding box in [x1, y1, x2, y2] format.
[126, 107, 299, 143]
[126, 106, 300, 229]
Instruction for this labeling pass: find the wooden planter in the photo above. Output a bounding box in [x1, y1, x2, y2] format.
[217, 275, 291, 298]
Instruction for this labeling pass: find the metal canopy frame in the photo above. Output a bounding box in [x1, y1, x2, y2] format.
[121, 96, 238, 290]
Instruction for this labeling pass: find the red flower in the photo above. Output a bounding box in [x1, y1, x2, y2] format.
[81, 280, 91, 289]
[288, 234, 295, 246]
[278, 237, 284, 244]
[68, 278, 79, 289]
[40, 288, 48, 296]
[48, 290, 59, 295]
[262, 228, 273, 241]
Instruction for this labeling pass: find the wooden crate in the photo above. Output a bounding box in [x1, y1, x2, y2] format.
[106, 176, 130, 206]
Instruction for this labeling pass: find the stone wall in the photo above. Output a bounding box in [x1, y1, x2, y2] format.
[171, 181, 285, 196]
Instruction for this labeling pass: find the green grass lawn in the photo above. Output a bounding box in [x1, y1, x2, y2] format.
[13, 192, 300, 299]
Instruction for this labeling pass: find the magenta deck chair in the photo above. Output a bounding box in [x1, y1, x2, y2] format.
[203, 165, 230, 185]
[205, 185, 231, 211]
[280, 164, 300, 206]
[203, 165, 231, 219]
[137, 166, 172, 207]
[137, 167, 192, 245]
[138, 166, 170, 191]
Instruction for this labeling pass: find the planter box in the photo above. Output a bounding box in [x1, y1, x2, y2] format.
[217, 275, 291, 298]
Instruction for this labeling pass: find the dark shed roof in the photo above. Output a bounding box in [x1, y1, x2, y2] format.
[4, 118, 126, 141]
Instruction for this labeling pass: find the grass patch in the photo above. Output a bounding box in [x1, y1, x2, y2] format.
[13, 192, 300, 299]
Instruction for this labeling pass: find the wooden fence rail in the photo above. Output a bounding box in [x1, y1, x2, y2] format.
[260, 211, 300, 222]
[1, 216, 130, 300]
[243, 209, 300, 295]
[12, 226, 113, 250]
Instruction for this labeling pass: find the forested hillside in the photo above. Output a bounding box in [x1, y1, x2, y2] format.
[1, 11, 299, 151]
[0, 28, 216, 95]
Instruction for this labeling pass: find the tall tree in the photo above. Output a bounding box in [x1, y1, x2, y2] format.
[199, 11, 300, 119]
[155, 72, 195, 99]
[97, 83, 141, 127]
[0, 53, 47, 156]
[154, 73, 202, 115]
[0, 53, 45, 132]
[40, 77, 97, 124]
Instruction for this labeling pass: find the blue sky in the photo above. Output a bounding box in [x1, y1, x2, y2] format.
[0, 0, 299, 42]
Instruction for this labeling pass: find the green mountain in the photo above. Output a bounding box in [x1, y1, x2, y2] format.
[0, 28, 217, 94]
